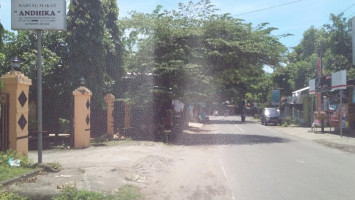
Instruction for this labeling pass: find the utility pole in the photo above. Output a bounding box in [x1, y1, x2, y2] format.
[318, 49, 324, 133]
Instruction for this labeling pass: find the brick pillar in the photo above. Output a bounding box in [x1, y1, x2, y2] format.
[72, 86, 92, 148]
[104, 94, 115, 135]
[1, 70, 32, 156]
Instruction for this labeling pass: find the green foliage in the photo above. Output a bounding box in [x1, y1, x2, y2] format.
[58, 118, 70, 134]
[13, 31, 72, 133]
[52, 186, 116, 200]
[66, 0, 125, 135]
[122, 0, 286, 105]
[0, 165, 32, 182]
[116, 185, 142, 200]
[0, 192, 27, 200]
[52, 185, 142, 200]
[0, 150, 31, 168]
[67, 0, 106, 100]
[286, 13, 355, 93]
[0, 22, 4, 51]
[102, 0, 125, 97]
[0, 150, 33, 182]
[281, 122, 289, 127]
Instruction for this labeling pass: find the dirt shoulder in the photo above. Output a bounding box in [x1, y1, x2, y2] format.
[5, 125, 232, 200]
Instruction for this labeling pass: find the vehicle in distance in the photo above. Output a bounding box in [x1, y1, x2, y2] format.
[261, 107, 282, 125]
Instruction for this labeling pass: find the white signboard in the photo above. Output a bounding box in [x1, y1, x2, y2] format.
[11, 0, 66, 31]
[331, 70, 347, 90]
[309, 79, 316, 95]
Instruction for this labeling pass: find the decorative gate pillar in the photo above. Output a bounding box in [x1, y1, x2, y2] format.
[104, 94, 115, 135]
[72, 86, 92, 148]
[1, 70, 32, 156]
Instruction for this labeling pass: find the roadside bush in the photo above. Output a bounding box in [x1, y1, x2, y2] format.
[0, 150, 31, 168]
[116, 185, 142, 200]
[52, 185, 142, 200]
[0, 150, 34, 182]
[58, 118, 70, 134]
[0, 192, 27, 200]
[52, 187, 115, 200]
[282, 118, 291, 125]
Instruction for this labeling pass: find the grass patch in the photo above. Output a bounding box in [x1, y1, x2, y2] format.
[0, 165, 32, 182]
[52, 187, 116, 200]
[52, 185, 142, 200]
[0, 150, 35, 183]
[116, 185, 142, 200]
[1, 185, 143, 200]
[0, 191, 28, 200]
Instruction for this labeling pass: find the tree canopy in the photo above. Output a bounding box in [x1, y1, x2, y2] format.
[278, 13, 355, 96]
[121, 0, 287, 105]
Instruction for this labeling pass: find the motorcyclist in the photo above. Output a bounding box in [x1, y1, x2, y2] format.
[241, 107, 246, 122]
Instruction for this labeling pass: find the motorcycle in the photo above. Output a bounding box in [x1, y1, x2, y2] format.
[241, 109, 246, 122]
[241, 114, 245, 122]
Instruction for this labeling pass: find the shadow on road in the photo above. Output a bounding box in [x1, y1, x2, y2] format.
[173, 132, 290, 146]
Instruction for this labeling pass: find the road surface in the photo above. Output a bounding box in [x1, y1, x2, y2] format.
[186, 115, 355, 200]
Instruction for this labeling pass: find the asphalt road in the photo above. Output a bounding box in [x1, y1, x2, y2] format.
[210, 115, 355, 200]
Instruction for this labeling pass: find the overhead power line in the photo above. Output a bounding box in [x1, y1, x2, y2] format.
[347, 11, 355, 18]
[341, 2, 355, 14]
[344, 2, 355, 18]
[157, 0, 175, 7]
[233, 0, 303, 17]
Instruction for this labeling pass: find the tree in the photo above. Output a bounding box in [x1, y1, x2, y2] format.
[67, 0, 107, 135]
[201, 15, 287, 103]
[286, 13, 355, 93]
[122, 0, 287, 107]
[67, 0, 106, 102]
[323, 13, 354, 77]
[0, 29, 72, 133]
[0, 23, 5, 71]
[102, 0, 124, 97]
[0, 22, 4, 50]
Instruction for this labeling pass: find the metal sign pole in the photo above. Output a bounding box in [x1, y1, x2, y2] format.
[12, 0, 66, 164]
[311, 95, 314, 125]
[340, 89, 343, 137]
[37, 30, 43, 163]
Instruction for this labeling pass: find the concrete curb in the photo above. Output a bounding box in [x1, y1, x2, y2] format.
[247, 117, 355, 153]
[314, 140, 355, 154]
[1, 168, 43, 186]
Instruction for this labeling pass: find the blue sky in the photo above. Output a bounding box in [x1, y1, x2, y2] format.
[1, 0, 355, 49]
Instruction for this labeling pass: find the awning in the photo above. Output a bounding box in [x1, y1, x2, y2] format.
[291, 87, 310, 104]
[292, 87, 309, 94]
